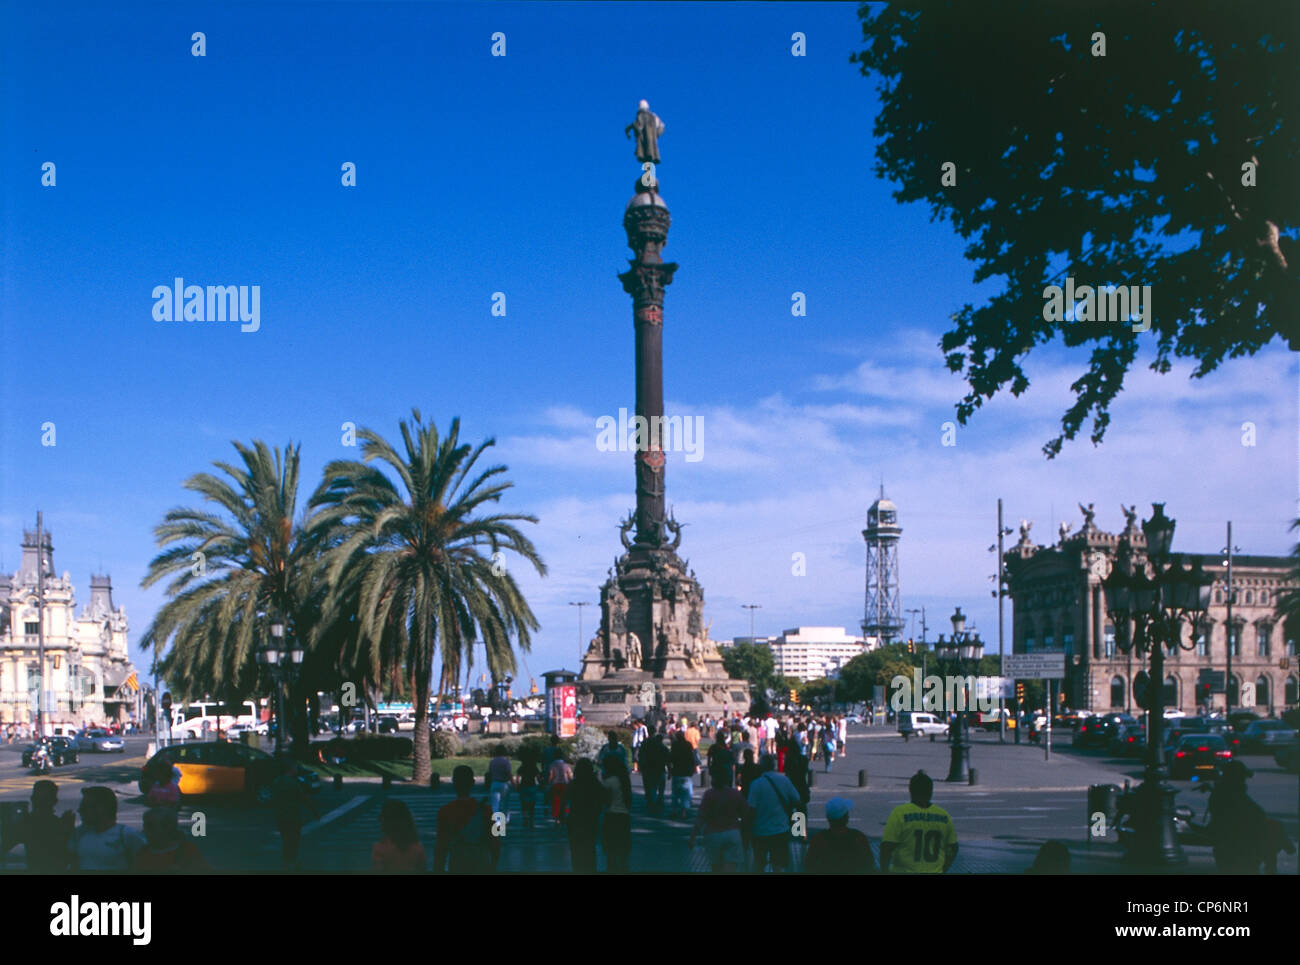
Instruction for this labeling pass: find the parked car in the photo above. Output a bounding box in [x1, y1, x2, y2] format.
[978, 708, 1017, 732]
[139, 742, 321, 802]
[376, 716, 399, 735]
[22, 736, 79, 767]
[898, 711, 948, 737]
[1238, 720, 1298, 754]
[1169, 733, 1231, 780]
[225, 722, 260, 741]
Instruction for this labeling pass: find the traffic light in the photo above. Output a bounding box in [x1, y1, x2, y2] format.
[1015, 681, 1025, 703]
[907, 639, 914, 653]
[789, 688, 798, 703]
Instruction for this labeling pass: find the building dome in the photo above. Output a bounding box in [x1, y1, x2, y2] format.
[626, 191, 668, 211]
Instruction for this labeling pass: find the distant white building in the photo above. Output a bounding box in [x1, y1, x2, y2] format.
[0, 527, 137, 733]
[770, 627, 873, 682]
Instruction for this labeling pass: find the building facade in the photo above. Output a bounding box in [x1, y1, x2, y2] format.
[1004, 507, 1298, 715]
[769, 626, 871, 683]
[0, 528, 137, 732]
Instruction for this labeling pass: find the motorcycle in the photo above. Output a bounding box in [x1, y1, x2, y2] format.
[1115, 781, 1213, 852]
[29, 744, 52, 776]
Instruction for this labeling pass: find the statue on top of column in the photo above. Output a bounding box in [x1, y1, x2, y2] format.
[625, 99, 665, 165]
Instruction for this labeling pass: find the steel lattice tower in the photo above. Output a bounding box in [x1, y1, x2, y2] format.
[862, 487, 904, 643]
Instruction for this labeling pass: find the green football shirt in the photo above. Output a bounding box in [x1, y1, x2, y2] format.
[882, 802, 957, 873]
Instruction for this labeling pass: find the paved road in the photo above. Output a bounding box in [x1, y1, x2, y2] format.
[2, 725, 1294, 873]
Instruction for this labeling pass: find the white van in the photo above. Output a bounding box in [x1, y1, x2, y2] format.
[898, 711, 949, 737]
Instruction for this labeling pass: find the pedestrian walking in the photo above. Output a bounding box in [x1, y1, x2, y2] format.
[600, 755, 633, 873]
[369, 800, 426, 872]
[706, 731, 735, 788]
[746, 754, 799, 873]
[821, 726, 836, 773]
[546, 753, 574, 826]
[269, 758, 321, 871]
[515, 749, 543, 829]
[690, 762, 748, 872]
[669, 731, 700, 820]
[1207, 760, 1273, 873]
[433, 765, 498, 873]
[803, 797, 875, 874]
[837, 715, 848, 759]
[487, 744, 513, 817]
[879, 771, 958, 873]
[566, 759, 603, 873]
[638, 732, 668, 814]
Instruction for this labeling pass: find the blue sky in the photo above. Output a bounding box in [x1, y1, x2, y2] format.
[3, 1, 1295, 689]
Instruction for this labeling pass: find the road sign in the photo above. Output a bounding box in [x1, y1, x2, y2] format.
[1003, 653, 1066, 680]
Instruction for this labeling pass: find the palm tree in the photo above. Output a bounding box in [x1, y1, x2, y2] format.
[140, 440, 319, 749]
[311, 410, 546, 783]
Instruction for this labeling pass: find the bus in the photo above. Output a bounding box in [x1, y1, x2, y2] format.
[168, 699, 259, 740]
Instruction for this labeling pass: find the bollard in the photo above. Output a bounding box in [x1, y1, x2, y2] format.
[332, 774, 343, 791]
[930, 733, 936, 743]
[968, 768, 978, 786]
[858, 769, 867, 787]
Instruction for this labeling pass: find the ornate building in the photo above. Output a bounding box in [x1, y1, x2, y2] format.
[0, 527, 137, 731]
[1004, 505, 1298, 715]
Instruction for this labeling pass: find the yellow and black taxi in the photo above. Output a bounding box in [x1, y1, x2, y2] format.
[139, 741, 321, 803]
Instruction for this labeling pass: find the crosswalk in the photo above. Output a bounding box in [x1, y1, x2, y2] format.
[293, 786, 807, 873]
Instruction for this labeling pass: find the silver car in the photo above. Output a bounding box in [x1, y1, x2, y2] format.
[76, 729, 125, 753]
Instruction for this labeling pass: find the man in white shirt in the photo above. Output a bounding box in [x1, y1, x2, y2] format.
[762, 715, 779, 755]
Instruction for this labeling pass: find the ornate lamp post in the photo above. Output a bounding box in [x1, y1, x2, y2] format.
[936, 607, 984, 783]
[256, 614, 303, 757]
[1102, 504, 1212, 866]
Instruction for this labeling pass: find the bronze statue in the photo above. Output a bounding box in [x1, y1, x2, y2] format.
[625, 99, 665, 165]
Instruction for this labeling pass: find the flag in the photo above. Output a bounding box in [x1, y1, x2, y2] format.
[122, 671, 139, 693]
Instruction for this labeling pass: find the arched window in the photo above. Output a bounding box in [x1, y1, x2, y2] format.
[1258, 590, 1269, 606]
[1286, 676, 1299, 706]
[1110, 676, 1125, 707]
[1228, 624, 1242, 657]
[1195, 622, 1210, 657]
[1103, 624, 1116, 657]
[1258, 624, 1271, 657]
[1214, 589, 1223, 604]
[1255, 676, 1270, 711]
[1226, 675, 1240, 707]
[1165, 675, 1179, 710]
[1245, 590, 1253, 605]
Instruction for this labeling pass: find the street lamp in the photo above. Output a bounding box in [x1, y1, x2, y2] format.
[1102, 504, 1212, 867]
[935, 607, 983, 783]
[256, 613, 302, 756]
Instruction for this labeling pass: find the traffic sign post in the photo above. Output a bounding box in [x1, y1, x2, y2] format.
[1002, 653, 1066, 679]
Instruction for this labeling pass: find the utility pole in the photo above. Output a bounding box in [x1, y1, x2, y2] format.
[997, 498, 1008, 743]
[1222, 523, 1239, 716]
[35, 512, 47, 740]
[741, 604, 762, 642]
[569, 601, 591, 671]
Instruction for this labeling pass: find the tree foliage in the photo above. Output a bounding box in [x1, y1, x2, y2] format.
[853, 2, 1298, 457]
[310, 410, 545, 783]
[721, 641, 778, 697]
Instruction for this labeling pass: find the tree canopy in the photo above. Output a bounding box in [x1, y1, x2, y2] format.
[853, 2, 1298, 456]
